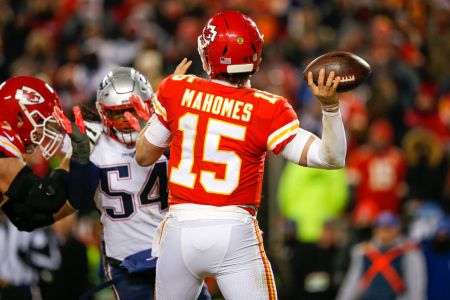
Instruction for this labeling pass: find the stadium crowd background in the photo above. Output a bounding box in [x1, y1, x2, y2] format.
[0, 0, 449, 299]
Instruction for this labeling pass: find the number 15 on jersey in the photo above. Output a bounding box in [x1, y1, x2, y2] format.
[170, 113, 247, 195]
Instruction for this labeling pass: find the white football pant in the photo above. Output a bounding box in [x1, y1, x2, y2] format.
[153, 204, 277, 300]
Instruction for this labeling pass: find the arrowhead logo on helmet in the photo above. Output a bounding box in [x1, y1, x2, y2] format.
[203, 24, 217, 43]
[14, 86, 45, 105]
[199, 24, 217, 49]
[1, 76, 64, 159]
[197, 11, 264, 79]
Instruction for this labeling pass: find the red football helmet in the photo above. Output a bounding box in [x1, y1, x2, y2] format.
[198, 11, 264, 79]
[0, 76, 64, 159]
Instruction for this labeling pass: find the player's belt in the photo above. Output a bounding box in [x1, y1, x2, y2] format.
[104, 256, 122, 267]
[168, 204, 256, 222]
[237, 205, 258, 216]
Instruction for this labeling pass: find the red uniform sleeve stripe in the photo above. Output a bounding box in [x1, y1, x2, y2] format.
[267, 120, 299, 151]
[154, 97, 167, 121]
[0, 136, 22, 158]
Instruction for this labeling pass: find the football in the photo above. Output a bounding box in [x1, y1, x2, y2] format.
[303, 51, 371, 92]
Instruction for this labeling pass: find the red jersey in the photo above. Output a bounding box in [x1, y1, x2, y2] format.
[347, 146, 406, 213]
[0, 121, 25, 206]
[154, 75, 299, 208]
[0, 122, 25, 159]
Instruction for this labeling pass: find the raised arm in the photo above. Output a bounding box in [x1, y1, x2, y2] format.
[136, 116, 171, 167]
[280, 69, 346, 169]
[135, 58, 191, 166]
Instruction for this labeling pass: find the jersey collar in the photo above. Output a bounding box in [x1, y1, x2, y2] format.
[211, 79, 251, 88]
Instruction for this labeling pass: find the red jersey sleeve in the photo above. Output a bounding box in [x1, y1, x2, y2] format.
[153, 76, 171, 128]
[263, 94, 299, 154]
[154, 74, 199, 129]
[0, 125, 24, 158]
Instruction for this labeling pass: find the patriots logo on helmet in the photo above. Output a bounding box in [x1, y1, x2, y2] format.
[15, 86, 45, 105]
[99, 75, 110, 90]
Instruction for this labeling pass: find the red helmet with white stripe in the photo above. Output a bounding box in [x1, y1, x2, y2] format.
[0, 76, 64, 159]
[198, 11, 264, 79]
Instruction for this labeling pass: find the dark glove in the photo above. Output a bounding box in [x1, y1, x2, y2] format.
[70, 123, 90, 164]
[68, 160, 100, 209]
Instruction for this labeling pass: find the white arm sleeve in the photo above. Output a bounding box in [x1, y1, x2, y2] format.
[143, 114, 172, 148]
[280, 109, 346, 169]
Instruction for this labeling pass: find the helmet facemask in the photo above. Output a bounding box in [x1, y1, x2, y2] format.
[97, 100, 152, 146]
[19, 102, 64, 159]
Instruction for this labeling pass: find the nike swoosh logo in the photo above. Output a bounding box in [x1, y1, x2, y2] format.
[3, 132, 15, 142]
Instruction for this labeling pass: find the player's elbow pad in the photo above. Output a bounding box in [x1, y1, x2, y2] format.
[5, 166, 68, 214]
[67, 160, 100, 209]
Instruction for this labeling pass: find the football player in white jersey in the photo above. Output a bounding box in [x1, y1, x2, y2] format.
[54, 66, 210, 300]
[86, 67, 169, 300]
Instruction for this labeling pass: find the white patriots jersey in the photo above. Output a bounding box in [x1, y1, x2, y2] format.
[89, 123, 168, 261]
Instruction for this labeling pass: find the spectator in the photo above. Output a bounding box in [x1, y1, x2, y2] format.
[402, 128, 448, 210]
[349, 199, 381, 245]
[278, 161, 348, 242]
[404, 82, 449, 143]
[285, 219, 343, 300]
[337, 212, 426, 300]
[408, 201, 446, 243]
[347, 119, 407, 214]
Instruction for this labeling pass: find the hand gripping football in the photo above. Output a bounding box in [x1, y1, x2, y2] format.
[303, 51, 371, 92]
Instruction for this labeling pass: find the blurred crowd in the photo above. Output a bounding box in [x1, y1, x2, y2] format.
[0, 0, 449, 299]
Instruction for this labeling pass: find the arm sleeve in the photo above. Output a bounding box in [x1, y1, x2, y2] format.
[2, 200, 55, 231]
[143, 114, 172, 148]
[5, 166, 68, 213]
[67, 160, 100, 209]
[280, 109, 347, 169]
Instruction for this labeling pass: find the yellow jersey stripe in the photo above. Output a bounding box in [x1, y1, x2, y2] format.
[0, 136, 22, 158]
[153, 97, 167, 121]
[267, 122, 299, 149]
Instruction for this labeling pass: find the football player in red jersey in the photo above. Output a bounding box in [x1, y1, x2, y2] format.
[0, 76, 90, 231]
[347, 119, 407, 214]
[135, 11, 347, 299]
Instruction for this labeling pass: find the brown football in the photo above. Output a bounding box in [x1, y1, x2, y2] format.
[303, 51, 371, 92]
